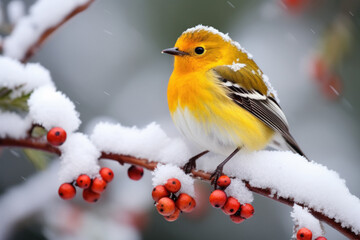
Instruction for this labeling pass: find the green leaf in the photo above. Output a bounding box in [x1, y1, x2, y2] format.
[0, 87, 12, 98]
[23, 148, 52, 170]
[0, 88, 31, 112]
[31, 126, 48, 138]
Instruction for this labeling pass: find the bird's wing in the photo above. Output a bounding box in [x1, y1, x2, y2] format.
[212, 65, 307, 159]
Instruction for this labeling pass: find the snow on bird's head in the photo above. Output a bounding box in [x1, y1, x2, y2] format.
[169, 24, 253, 73]
[179, 24, 252, 58]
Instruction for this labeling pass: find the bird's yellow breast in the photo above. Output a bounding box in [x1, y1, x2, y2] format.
[167, 70, 274, 152]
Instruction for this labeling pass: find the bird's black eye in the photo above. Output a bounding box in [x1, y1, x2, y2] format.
[195, 47, 205, 55]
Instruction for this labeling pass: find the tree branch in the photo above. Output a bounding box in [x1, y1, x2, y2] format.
[0, 137, 358, 239]
[21, 0, 94, 62]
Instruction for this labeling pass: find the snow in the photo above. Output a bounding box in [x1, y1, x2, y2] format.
[44, 209, 141, 240]
[7, 0, 25, 25]
[262, 73, 280, 102]
[291, 204, 324, 239]
[28, 86, 81, 133]
[183, 25, 253, 59]
[3, 0, 90, 60]
[0, 111, 31, 139]
[91, 121, 360, 234]
[0, 56, 54, 98]
[225, 178, 253, 204]
[0, 162, 59, 240]
[152, 164, 195, 198]
[59, 133, 101, 183]
[198, 150, 360, 235]
[91, 122, 192, 165]
[227, 62, 246, 72]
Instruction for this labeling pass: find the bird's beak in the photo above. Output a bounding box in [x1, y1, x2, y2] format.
[161, 47, 189, 56]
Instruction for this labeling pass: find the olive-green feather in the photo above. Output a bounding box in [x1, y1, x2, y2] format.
[212, 65, 268, 95]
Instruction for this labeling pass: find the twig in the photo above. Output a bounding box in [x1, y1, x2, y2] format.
[0, 137, 358, 239]
[21, 0, 94, 63]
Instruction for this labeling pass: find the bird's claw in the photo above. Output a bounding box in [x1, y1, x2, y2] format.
[210, 167, 223, 189]
[183, 159, 196, 174]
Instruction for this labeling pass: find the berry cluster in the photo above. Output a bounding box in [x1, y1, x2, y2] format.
[58, 167, 114, 203]
[47, 127, 67, 146]
[209, 175, 254, 224]
[296, 227, 327, 240]
[152, 178, 196, 222]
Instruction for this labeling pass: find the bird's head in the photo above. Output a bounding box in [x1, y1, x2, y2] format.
[162, 25, 249, 74]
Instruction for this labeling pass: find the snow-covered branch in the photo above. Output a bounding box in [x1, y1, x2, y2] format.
[0, 1, 359, 239]
[2, 0, 94, 62]
[1, 135, 359, 239]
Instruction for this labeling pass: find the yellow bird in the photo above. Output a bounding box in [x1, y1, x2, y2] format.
[162, 25, 307, 182]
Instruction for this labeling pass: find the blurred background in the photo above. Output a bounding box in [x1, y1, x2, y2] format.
[0, 0, 360, 239]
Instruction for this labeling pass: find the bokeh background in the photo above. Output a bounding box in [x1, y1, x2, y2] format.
[0, 0, 360, 239]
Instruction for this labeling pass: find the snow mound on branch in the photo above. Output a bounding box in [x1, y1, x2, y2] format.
[0, 57, 54, 98]
[91, 121, 360, 234]
[0, 111, 31, 139]
[7, 0, 25, 25]
[152, 164, 195, 198]
[90, 122, 192, 165]
[225, 178, 253, 204]
[200, 150, 360, 234]
[59, 133, 100, 183]
[291, 204, 324, 239]
[28, 86, 81, 133]
[3, 0, 90, 60]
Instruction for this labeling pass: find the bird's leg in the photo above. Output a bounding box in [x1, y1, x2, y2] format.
[183, 150, 209, 174]
[210, 147, 240, 187]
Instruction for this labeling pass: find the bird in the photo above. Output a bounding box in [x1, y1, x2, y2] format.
[162, 25, 307, 184]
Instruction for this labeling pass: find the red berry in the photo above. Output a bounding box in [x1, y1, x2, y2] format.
[297, 228, 312, 240]
[156, 197, 176, 216]
[128, 165, 144, 181]
[217, 175, 231, 188]
[240, 203, 254, 219]
[76, 174, 91, 189]
[176, 193, 196, 213]
[312, 57, 327, 82]
[315, 237, 327, 240]
[58, 183, 76, 200]
[189, 197, 196, 211]
[222, 196, 240, 215]
[82, 188, 101, 203]
[321, 74, 342, 100]
[230, 212, 245, 224]
[91, 177, 107, 194]
[47, 127, 67, 146]
[164, 178, 181, 193]
[99, 167, 114, 183]
[152, 185, 170, 202]
[282, 0, 307, 13]
[164, 208, 181, 222]
[209, 190, 227, 208]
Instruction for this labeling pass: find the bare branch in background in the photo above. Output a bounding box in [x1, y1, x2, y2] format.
[22, 0, 94, 62]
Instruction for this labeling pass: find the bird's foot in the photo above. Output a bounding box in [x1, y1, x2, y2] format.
[182, 150, 209, 174]
[183, 158, 197, 174]
[210, 166, 224, 188]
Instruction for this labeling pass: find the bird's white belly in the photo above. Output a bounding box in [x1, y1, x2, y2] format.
[172, 107, 241, 156]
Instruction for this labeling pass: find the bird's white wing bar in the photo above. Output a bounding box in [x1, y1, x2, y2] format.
[214, 67, 307, 159]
